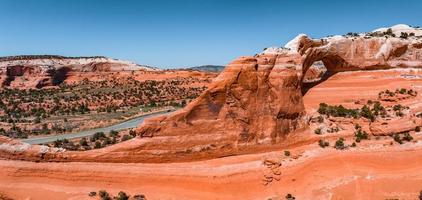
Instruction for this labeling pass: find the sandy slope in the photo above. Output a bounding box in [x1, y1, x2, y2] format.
[1, 140, 422, 200]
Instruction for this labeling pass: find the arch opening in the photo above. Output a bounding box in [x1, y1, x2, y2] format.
[301, 60, 335, 95]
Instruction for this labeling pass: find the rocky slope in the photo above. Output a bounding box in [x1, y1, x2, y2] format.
[0, 55, 157, 88]
[1, 24, 422, 163]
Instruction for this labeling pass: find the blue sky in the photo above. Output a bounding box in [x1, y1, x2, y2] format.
[0, 0, 421, 68]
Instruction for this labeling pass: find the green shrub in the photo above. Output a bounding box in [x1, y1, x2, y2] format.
[88, 191, 96, 197]
[396, 111, 404, 117]
[355, 129, 369, 143]
[355, 124, 361, 130]
[393, 104, 403, 111]
[79, 138, 88, 146]
[129, 129, 137, 137]
[393, 134, 403, 144]
[121, 134, 132, 141]
[92, 132, 106, 141]
[318, 139, 329, 148]
[109, 130, 119, 137]
[372, 101, 385, 116]
[314, 128, 322, 135]
[116, 191, 130, 200]
[360, 105, 375, 121]
[94, 141, 102, 149]
[317, 116, 324, 123]
[403, 132, 413, 142]
[284, 150, 291, 157]
[285, 193, 296, 200]
[98, 190, 111, 200]
[318, 103, 359, 118]
[399, 88, 407, 94]
[335, 138, 346, 150]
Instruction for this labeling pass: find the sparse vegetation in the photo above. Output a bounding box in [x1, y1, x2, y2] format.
[400, 32, 409, 39]
[116, 191, 130, 200]
[403, 132, 414, 142]
[335, 138, 346, 150]
[98, 190, 111, 200]
[88, 191, 97, 197]
[378, 88, 417, 101]
[91, 190, 145, 200]
[317, 115, 324, 123]
[284, 150, 291, 157]
[0, 76, 208, 138]
[392, 132, 413, 144]
[318, 139, 329, 148]
[314, 128, 322, 135]
[318, 103, 359, 118]
[285, 193, 296, 200]
[318, 101, 387, 121]
[393, 134, 403, 144]
[50, 129, 136, 151]
[354, 125, 369, 143]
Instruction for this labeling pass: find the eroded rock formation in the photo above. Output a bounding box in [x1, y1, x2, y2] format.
[134, 24, 422, 160]
[1, 24, 422, 163]
[0, 55, 157, 88]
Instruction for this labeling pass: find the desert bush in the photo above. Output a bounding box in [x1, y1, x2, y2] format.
[393, 134, 403, 144]
[284, 151, 291, 157]
[121, 134, 132, 141]
[129, 129, 137, 137]
[88, 191, 96, 197]
[355, 129, 369, 143]
[79, 138, 88, 146]
[94, 141, 102, 149]
[318, 103, 359, 118]
[360, 105, 375, 122]
[116, 191, 130, 200]
[91, 132, 106, 141]
[317, 116, 324, 123]
[403, 132, 413, 142]
[335, 138, 346, 150]
[314, 128, 322, 135]
[98, 190, 111, 200]
[285, 193, 296, 200]
[133, 194, 146, 200]
[400, 32, 409, 39]
[318, 139, 329, 148]
[355, 124, 361, 130]
[109, 130, 119, 137]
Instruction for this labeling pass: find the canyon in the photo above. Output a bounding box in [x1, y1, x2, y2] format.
[1, 24, 422, 199]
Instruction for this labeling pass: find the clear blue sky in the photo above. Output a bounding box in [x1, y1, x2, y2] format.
[0, 0, 421, 68]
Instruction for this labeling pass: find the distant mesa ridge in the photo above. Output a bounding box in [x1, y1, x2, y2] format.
[0, 54, 158, 88]
[186, 65, 225, 72]
[0, 55, 109, 62]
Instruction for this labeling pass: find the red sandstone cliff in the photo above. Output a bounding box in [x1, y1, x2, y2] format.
[0, 55, 157, 88]
[1, 24, 422, 163]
